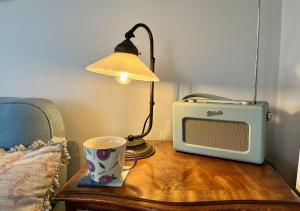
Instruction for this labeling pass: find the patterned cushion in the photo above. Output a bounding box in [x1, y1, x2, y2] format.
[0, 138, 70, 211]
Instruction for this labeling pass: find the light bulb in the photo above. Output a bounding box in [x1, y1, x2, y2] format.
[116, 71, 131, 84]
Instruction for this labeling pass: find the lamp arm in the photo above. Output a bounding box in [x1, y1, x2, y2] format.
[126, 23, 155, 141]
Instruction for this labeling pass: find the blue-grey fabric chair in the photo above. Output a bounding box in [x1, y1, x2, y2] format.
[0, 97, 67, 211]
[0, 97, 65, 149]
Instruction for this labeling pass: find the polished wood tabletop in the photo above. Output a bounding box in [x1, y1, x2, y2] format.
[55, 140, 300, 210]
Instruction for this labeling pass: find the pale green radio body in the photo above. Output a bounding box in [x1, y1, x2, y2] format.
[173, 95, 269, 164]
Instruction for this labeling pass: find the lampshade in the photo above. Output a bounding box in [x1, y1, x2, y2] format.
[86, 52, 159, 82]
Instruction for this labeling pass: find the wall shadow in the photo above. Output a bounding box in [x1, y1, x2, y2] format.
[267, 107, 300, 188]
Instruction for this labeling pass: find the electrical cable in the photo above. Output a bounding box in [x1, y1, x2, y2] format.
[142, 114, 150, 134]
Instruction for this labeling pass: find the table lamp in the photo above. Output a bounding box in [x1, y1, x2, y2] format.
[86, 23, 159, 160]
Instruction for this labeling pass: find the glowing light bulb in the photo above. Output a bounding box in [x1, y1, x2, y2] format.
[116, 71, 131, 84]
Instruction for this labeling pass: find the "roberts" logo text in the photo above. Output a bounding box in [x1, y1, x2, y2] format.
[207, 110, 223, 116]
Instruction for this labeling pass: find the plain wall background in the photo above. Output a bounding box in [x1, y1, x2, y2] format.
[274, 0, 300, 187]
[2, 0, 297, 186]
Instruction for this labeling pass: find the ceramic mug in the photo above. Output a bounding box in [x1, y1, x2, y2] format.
[83, 136, 137, 183]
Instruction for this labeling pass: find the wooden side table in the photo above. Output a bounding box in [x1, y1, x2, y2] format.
[55, 140, 300, 210]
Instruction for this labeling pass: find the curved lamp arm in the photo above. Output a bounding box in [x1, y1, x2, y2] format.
[125, 23, 156, 141]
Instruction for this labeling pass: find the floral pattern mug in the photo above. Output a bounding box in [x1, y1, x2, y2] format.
[83, 136, 137, 183]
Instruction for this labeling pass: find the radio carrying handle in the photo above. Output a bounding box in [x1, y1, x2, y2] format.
[182, 93, 232, 101]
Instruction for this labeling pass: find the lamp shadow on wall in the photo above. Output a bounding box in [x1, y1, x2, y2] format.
[156, 38, 256, 101]
[267, 107, 300, 188]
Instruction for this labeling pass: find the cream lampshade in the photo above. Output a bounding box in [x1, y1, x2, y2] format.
[86, 52, 159, 84]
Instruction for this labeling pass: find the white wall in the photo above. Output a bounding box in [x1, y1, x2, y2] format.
[0, 0, 283, 171]
[275, 0, 300, 186]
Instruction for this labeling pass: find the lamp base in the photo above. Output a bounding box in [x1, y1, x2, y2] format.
[125, 138, 155, 160]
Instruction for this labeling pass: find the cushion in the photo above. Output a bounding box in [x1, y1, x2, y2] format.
[0, 138, 70, 211]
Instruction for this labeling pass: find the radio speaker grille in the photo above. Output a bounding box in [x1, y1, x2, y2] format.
[183, 118, 249, 152]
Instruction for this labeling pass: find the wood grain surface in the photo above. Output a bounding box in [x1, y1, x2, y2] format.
[55, 140, 300, 210]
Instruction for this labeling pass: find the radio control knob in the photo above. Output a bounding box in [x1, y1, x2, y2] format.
[267, 112, 272, 121]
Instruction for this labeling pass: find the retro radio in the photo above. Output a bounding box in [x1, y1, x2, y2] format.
[173, 0, 271, 164]
[173, 94, 271, 164]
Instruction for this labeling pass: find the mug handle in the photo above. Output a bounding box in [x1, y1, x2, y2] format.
[123, 150, 138, 171]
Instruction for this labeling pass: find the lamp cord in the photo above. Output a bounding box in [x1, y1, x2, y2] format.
[142, 114, 150, 134]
